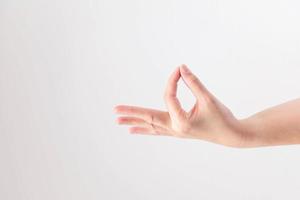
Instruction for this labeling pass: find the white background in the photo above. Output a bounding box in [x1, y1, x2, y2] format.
[1, 0, 300, 199]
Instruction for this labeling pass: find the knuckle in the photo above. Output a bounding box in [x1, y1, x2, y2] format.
[151, 124, 157, 133]
[186, 73, 198, 83]
[190, 75, 198, 83]
[148, 115, 158, 133]
[147, 114, 154, 124]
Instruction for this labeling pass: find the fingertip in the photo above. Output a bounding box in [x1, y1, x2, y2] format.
[114, 105, 127, 113]
[171, 66, 181, 76]
[114, 105, 121, 113]
[168, 66, 181, 83]
[179, 64, 191, 74]
[115, 117, 122, 124]
[129, 127, 137, 134]
[180, 63, 188, 67]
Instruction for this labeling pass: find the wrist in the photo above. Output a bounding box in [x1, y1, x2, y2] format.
[237, 116, 267, 148]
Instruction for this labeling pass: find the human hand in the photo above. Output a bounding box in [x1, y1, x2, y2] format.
[114, 64, 254, 148]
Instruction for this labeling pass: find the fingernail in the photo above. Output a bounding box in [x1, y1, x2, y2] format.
[180, 64, 190, 73]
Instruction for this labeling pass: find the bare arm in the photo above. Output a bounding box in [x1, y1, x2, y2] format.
[239, 99, 300, 147]
[114, 64, 300, 148]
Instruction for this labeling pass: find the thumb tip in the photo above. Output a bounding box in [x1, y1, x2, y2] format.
[179, 64, 190, 74]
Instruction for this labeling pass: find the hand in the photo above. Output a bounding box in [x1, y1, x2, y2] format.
[114, 64, 253, 148]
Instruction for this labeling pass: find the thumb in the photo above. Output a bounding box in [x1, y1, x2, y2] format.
[179, 64, 210, 101]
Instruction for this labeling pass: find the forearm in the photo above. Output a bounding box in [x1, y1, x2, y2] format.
[239, 98, 300, 147]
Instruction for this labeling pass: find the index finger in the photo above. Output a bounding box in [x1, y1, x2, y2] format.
[164, 67, 186, 119]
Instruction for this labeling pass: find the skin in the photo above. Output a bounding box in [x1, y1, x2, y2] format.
[114, 64, 300, 148]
